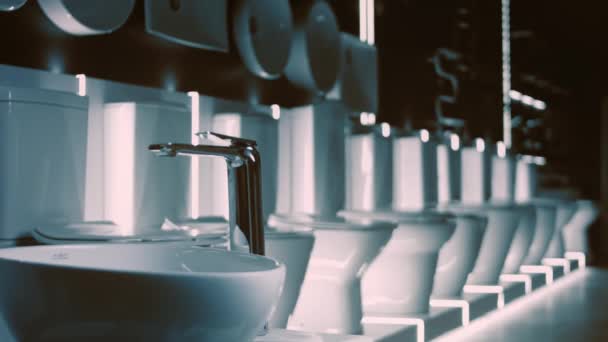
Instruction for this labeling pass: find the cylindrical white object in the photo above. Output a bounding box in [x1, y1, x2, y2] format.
[0, 86, 88, 241]
[339, 210, 455, 315]
[271, 214, 395, 335]
[103, 102, 190, 233]
[345, 129, 392, 212]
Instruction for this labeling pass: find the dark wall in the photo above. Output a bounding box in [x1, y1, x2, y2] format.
[0, 1, 324, 107]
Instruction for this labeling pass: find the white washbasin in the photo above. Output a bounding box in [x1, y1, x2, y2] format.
[0, 244, 285, 341]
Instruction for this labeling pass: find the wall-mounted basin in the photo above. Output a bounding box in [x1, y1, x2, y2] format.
[0, 244, 285, 341]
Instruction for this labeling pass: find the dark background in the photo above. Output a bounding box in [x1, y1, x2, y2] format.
[0, 0, 605, 199]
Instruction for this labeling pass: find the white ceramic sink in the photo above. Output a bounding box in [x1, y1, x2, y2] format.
[0, 244, 285, 341]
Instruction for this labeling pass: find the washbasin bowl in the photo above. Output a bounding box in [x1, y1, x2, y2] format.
[0, 244, 285, 341]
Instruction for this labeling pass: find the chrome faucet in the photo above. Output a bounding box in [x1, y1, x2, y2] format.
[148, 131, 265, 256]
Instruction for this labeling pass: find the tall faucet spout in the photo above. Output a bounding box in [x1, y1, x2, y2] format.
[148, 133, 265, 256]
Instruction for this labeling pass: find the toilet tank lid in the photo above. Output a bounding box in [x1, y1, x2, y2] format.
[0, 86, 88, 109]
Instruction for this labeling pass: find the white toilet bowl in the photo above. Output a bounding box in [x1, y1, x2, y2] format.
[432, 209, 487, 298]
[502, 204, 537, 274]
[271, 214, 395, 335]
[522, 201, 558, 265]
[562, 200, 600, 253]
[339, 209, 456, 315]
[461, 202, 522, 285]
[545, 199, 578, 258]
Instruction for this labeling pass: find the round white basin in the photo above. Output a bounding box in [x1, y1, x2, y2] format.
[0, 244, 285, 341]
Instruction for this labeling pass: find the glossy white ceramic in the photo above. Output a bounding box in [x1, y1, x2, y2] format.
[275, 102, 347, 217]
[562, 200, 600, 253]
[339, 209, 455, 315]
[103, 102, 190, 233]
[545, 199, 577, 258]
[392, 134, 438, 210]
[0, 86, 88, 240]
[491, 154, 517, 202]
[437, 142, 462, 205]
[38, 0, 135, 35]
[502, 204, 537, 274]
[232, 0, 293, 79]
[432, 210, 487, 298]
[144, 0, 228, 51]
[0, 244, 285, 341]
[271, 214, 395, 335]
[463, 202, 522, 285]
[460, 143, 492, 204]
[265, 227, 315, 329]
[284, 0, 341, 92]
[345, 129, 392, 212]
[0, 0, 26, 11]
[522, 201, 558, 265]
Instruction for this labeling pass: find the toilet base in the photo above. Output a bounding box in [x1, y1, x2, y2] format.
[362, 306, 461, 342]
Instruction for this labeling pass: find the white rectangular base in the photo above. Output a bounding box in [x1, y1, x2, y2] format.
[258, 329, 374, 341]
[362, 306, 461, 342]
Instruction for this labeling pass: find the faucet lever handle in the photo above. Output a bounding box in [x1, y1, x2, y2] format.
[195, 131, 257, 147]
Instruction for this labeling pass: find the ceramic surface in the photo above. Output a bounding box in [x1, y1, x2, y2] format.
[232, 0, 292, 79]
[272, 214, 395, 335]
[339, 209, 455, 315]
[462, 202, 522, 285]
[502, 204, 537, 274]
[433, 210, 488, 298]
[38, 0, 135, 35]
[562, 200, 600, 253]
[0, 86, 88, 240]
[0, 244, 285, 341]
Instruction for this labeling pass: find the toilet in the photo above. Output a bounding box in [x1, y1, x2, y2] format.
[339, 209, 456, 314]
[431, 134, 489, 298]
[432, 208, 487, 298]
[271, 214, 395, 335]
[562, 200, 601, 253]
[502, 204, 536, 274]
[544, 196, 578, 258]
[459, 140, 522, 285]
[0, 86, 88, 246]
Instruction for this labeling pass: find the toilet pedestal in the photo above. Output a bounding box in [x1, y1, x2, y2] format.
[362, 306, 461, 342]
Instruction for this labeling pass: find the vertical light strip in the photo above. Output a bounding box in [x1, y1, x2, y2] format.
[367, 0, 375, 45]
[75, 74, 87, 96]
[501, 0, 512, 148]
[188, 91, 200, 219]
[359, 0, 368, 43]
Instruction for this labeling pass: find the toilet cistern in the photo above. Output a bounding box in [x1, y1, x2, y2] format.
[149, 131, 265, 256]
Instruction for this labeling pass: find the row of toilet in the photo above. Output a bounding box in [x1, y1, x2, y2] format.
[0, 84, 600, 337]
